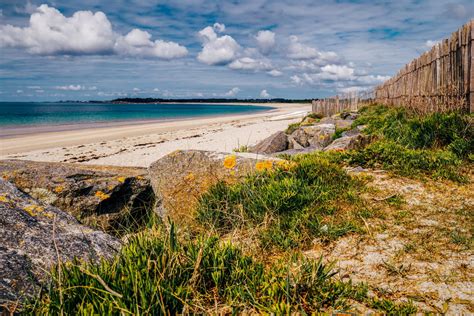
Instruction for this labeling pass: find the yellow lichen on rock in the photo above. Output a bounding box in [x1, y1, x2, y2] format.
[94, 191, 110, 201]
[23, 205, 45, 217]
[54, 186, 64, 193]
[116, 176, 126, 183]
[0, 195, 9, 203]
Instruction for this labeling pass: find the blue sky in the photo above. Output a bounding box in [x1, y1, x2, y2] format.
[0, 0, 472, 101]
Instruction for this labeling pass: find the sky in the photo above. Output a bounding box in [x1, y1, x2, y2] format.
[0, 0, 472, 101]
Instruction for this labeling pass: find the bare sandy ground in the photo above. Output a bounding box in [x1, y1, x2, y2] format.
[0, 103, 310, 167]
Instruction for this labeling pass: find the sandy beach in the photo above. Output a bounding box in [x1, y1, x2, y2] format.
[0, 103, 310, 167]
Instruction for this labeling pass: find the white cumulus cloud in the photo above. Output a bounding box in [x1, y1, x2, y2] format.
[255, 30, 276, 55]
[224, 87, 240, 97]
[197, 23, 240, 65]
[320, 64, 355, 80]
[260, 89, 270, 98]
[287, 35, 319, 59]
[0, 4, 187, 59]
[56, 84, 86, 91]
[228, 57, 272, 71]
[114, 28, 187, 59]
[267, 69, 283, 77]
[290, 75, 303, 85]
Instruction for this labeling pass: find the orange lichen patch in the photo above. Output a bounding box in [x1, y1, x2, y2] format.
[94, 190, 110, 201]
[116, 176, 126, 183]
[53, 186, 64, 193]
[23, 204, 45, 217]
[223, 155, 237, 169]
[137, 175, 144, 180]
[255, 160, 273, 172]
[0, 195, 9, 203]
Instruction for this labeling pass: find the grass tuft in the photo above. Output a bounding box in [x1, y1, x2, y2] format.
[25, 222, 404, 314]
[196, 154, 366, 251]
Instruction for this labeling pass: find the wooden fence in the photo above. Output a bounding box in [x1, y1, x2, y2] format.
[374, 20, 474, 113]
[312, 90, 374, 117]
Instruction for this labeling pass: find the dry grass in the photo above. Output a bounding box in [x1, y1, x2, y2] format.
[306, 167, 474, 314]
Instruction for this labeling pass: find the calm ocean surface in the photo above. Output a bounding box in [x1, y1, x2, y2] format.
[0, 102, 273, 127]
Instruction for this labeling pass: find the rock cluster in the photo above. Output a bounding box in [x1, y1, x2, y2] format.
[249, 112, 371, 155]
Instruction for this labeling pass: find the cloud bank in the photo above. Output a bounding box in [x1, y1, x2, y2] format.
[0, 4, 187, 59]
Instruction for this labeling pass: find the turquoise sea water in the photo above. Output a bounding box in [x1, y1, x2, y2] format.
[0, 102, 272, 127]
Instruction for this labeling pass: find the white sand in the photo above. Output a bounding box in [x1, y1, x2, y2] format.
[0, 103, 310, 167]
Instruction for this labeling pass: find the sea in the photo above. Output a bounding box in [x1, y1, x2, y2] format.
[0, 102, 273, 127]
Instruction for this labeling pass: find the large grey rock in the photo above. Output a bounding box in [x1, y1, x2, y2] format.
[0, 179, 120, 307]
[148, 150, 280, 224]
[291, 123, 336, 149]
[250, 131, 288, 154]
[0, 160, 154, 234]
[324, 129, 372, 152]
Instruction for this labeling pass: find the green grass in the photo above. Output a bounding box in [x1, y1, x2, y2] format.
[335, 104, 473, 182]
[233, 145, 249, 153]
[285, 122, 301, 134]
[25, 223, 414, 314]
[333, 127, 351, 140]
[353, 104, 473, 157]
[196, 155, 366, 251]
[341, 140, 466, 182]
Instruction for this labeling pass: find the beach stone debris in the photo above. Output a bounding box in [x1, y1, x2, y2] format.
[290, 123, 336, 149]
[148, 150, 280, 224]
[0, 179, 121, 308]
[250, 131, 288, 154]
[324, 128, 372, 152]
[320, 116, 353, 129]
[0, 160, 154, 234]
